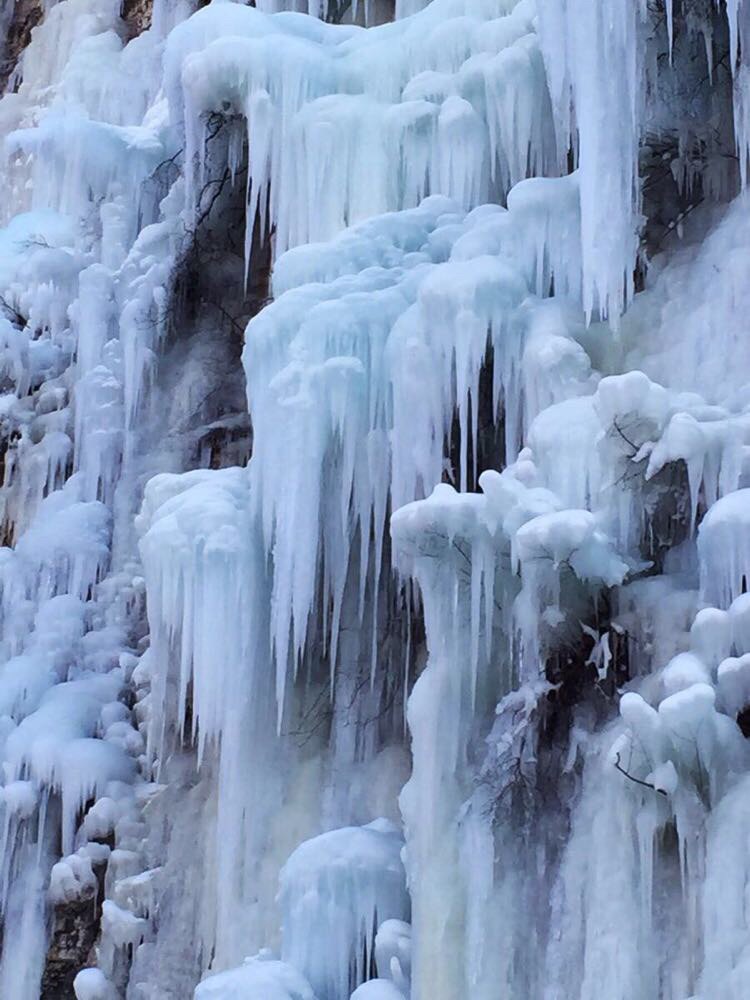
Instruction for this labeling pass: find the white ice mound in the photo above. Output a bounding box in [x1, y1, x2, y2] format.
[699, 489, 750, 608]
[280, 820, 409, 1000]
[513, 508, 629, 587]
[374, 919, 411, 992]
[349, 981, 405, 1000]
[195, 953, 317, 1000]
[73, 967, 117, 1000]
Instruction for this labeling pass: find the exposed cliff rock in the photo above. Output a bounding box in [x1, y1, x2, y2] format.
[0, 0, 43, 91]
[120, 0, 153, 40]
[41, 880, 104, 999]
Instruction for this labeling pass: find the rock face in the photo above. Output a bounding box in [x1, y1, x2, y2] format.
[0, 0, 43, 90]
[120, 0, 154, 40]
[41, 896, 102, 999]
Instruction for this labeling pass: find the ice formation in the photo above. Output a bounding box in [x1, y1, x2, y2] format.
[1, 0, 750, 998]
[279, 819, 408, 998]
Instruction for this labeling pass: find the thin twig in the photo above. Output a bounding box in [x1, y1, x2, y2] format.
[614, 751, 668, 796]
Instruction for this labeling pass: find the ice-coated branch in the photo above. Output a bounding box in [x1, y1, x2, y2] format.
[613, 751, 668, 796]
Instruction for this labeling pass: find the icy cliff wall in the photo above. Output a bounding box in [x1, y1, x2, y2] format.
[0, 0, 750, 999]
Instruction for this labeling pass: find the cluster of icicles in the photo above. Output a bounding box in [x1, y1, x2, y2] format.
[0, 0, 750, 998]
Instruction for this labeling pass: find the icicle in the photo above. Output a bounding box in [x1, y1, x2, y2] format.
[666, 0, 674, 62]
[537, 0, 648, 321]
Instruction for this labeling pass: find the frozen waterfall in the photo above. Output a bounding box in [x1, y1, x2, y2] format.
[0, 0, 749, 997]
